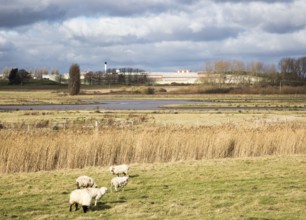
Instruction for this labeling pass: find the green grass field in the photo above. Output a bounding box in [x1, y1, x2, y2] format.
[0, 156, 305, 220]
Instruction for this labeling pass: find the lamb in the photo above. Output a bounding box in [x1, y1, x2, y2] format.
[76, 175, 97, 189]
[69, 189, 92, 213]
[109, 164, 129, 176]
[111, 176, 129, 192]
[86, 187, 108, 206]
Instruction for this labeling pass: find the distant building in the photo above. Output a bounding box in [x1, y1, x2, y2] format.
[147, 70, 203, 84]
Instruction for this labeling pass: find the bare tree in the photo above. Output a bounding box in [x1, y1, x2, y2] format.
[247, 61, 264, 76]
[1, 67, 11, 79]
[231, 60, 245, 75]
[205, 61, 214, 73]
[50, 68, 59, 76]
[215, 60, 230, 87]
[297, 57, 306, 79]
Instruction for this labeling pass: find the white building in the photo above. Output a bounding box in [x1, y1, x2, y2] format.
[147, 70, 202, 84]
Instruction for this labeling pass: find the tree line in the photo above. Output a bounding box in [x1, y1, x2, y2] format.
[1, 66, 152, 86]
[204, 56, 306, 86]
[83, 68, 151, 86]
[2, 56, 306, 86]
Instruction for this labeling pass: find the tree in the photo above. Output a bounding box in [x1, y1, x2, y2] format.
[247, 61, 264, 76]
[231, 60, 245, 75]
[1, 67, 11, 79]
[297, 57, 306, 79]
[215, 60, 230, 87]
[278, 56, 306, 86]
[84, 71, 94, 85]
[8, 68, 31, 85]
[68, 64, 80, 95]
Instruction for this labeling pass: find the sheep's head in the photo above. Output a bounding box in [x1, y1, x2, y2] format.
[100, 187, 108, 194]
[109, 166, 115, 174]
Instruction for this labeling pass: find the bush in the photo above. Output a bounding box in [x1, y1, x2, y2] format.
[204, 87, 232, 94]
[147, 87, 155, 94]
[135, 87, 155, 94]
[35, 120, 49, 128]
[158, 88, 167, 93]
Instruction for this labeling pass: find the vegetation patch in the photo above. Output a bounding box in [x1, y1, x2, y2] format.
[1, 123, 305, 173]
[0, 156, 305, 219]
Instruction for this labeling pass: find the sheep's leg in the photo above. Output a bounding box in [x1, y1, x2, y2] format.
[82, 205, 89, 213]
[95, 194, 101, 206]
[75, 203, 78, 211]
[69, 204, 73, 212]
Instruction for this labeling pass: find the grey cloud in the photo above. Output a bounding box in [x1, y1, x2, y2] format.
[214, 0, 294, 3]
[262, 23, 306, 34]
[63, 1, 165, 17]
[66, 24, 243, 47]
[0, 5, 65, 28]
[178, 26, 243, 42]
[0, 1, 178, 28]
[144, 26, 243, 43]
[0, 0, 200, 29]
[63, 0, 200, 16]
[0, 40, 14, 51]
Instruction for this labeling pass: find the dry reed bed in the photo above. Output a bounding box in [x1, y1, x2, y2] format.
[1, 123, 305, 173]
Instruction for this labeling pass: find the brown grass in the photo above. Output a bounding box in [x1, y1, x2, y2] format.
[170, 85, 306, 94]
[1, 123, 305, 173]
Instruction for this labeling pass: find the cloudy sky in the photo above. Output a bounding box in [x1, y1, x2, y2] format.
[1, 0, 306, 73]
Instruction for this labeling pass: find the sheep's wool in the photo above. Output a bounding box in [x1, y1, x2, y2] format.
[69, 189, 92, 206]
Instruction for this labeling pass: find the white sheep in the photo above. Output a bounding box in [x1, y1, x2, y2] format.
[111, 176, 129, 192]
[86, 187, 108, 206]
[109, 164, 129, 176]
[69, 189, 92, 213]
[76, 175, 97, 189]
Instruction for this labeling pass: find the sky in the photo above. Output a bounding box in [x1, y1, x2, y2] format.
[1, 0, 306, 73]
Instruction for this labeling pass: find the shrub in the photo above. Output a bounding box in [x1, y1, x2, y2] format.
[158, 88, 167, 93]
[147, 87, 155, 94]
[204, 87, 232, 94]
[35, 120, 49, 128]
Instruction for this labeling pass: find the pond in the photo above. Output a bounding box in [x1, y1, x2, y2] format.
[0, 99, 305, 111]
[0, 100, 202, 111]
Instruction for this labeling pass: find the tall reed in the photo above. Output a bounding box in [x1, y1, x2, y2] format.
[1, 123, 305, 173]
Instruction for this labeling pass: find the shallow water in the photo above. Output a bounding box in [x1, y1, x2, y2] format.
[0, 100, 200, 111]
[0, 99, 305, 111]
